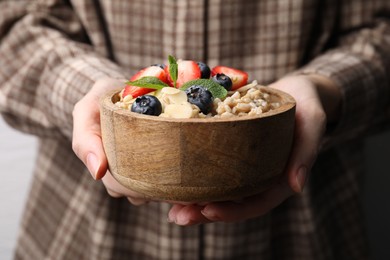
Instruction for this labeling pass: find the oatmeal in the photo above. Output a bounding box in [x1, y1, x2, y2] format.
[115, 56, 280, 118]
[115, 80, 280, 119]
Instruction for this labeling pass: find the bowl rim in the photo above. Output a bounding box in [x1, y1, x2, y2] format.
[100, 85, 296, 123]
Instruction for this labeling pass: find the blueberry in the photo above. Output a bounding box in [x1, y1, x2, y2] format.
[185, 85, 214, 114]
[212, 73, 233, 91]
[151, 64, 166, 70]
[197, 62, 211, 79]
[131, 95, 162, 116]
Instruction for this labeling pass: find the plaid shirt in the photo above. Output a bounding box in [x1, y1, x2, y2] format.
[1, 0, 390, 259]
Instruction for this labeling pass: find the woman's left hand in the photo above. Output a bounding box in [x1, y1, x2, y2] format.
[168, 75, 331, 225]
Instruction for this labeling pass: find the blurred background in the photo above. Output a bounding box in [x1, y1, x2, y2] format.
[0, 117, 389, 260]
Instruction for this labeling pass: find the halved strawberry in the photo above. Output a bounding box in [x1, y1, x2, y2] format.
[211, 66, 248, 90]
[123, 65, 168, 98]
[165, 60, 202, 88]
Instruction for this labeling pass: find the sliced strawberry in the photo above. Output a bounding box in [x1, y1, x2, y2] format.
[211, 66, 248, 90]
[123, 65, 168, 98]
[165, 60, 202, 88]
[122, 84, 152, 98]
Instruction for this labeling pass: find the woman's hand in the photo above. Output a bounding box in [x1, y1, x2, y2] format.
[72, 78, 149, 205]
[168, 75, 339, 225]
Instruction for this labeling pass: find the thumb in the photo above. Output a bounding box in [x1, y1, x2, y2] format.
[72, 97, 108, 180]
[72, 78, 127, 179]
[270, 76, 326, 193]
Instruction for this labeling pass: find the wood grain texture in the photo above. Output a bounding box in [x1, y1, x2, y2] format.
[100, 86, 296, 202]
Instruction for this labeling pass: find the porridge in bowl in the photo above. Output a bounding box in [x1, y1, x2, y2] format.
[100, 56, 296, 202]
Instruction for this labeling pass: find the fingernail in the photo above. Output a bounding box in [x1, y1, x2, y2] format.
[296, 166, 307, 192]
[86, 153, 99, 179]
[201, 208, 219, 221]
[175, 216, 190, 226]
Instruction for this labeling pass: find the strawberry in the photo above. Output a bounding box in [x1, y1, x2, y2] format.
[211, 66, 248, 90]
[165, 60, 202, 88]
[123, 65, 168, 98]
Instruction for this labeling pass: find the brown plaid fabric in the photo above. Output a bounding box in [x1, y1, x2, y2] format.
[1, 0, 390, 259]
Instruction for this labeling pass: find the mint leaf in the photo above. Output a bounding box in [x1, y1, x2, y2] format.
[180, 79, 228, 99]
[126, 76, 170, 90]
[168, 55, 178, 88]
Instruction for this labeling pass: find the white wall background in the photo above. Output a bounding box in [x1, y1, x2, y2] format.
[0, 117, 389, 260]
[0, 118, 35, 260]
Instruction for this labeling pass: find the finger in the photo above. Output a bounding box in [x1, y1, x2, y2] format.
[168, 204, 210, 226]
[102, 173, 149, 205]
[127, 197, 149, 206]
[286, 97, 326, 193]
[72, 98, 108, 179]
[270, 77, 326, 193]
[72, 78, 126, 180]
[105, 187, 148, 205]
[167, 204, 185, 223]
[101, 171, 148, 200]
[106, 188, 123, 198]
[201, 182, 294, 223]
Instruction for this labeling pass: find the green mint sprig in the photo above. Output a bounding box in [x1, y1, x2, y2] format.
[168, 55, 178, 88]
[125, 55, 227, 100]
[180, 79, 228, 99]
[126, 76, 170, 90]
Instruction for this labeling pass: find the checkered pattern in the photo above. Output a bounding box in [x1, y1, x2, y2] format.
[1, 0, 389, 259]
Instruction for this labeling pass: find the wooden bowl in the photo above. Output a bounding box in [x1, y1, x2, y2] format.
[100, 86, 296, 202]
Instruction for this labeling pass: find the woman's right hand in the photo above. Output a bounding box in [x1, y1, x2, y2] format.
[72, 78, 149, 206]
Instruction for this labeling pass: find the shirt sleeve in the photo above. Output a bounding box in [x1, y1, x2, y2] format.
[297, 3, 390, 148]
[0, 0, 127, 140]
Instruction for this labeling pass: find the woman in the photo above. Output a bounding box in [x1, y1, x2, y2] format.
[1, 0, 389, 259]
